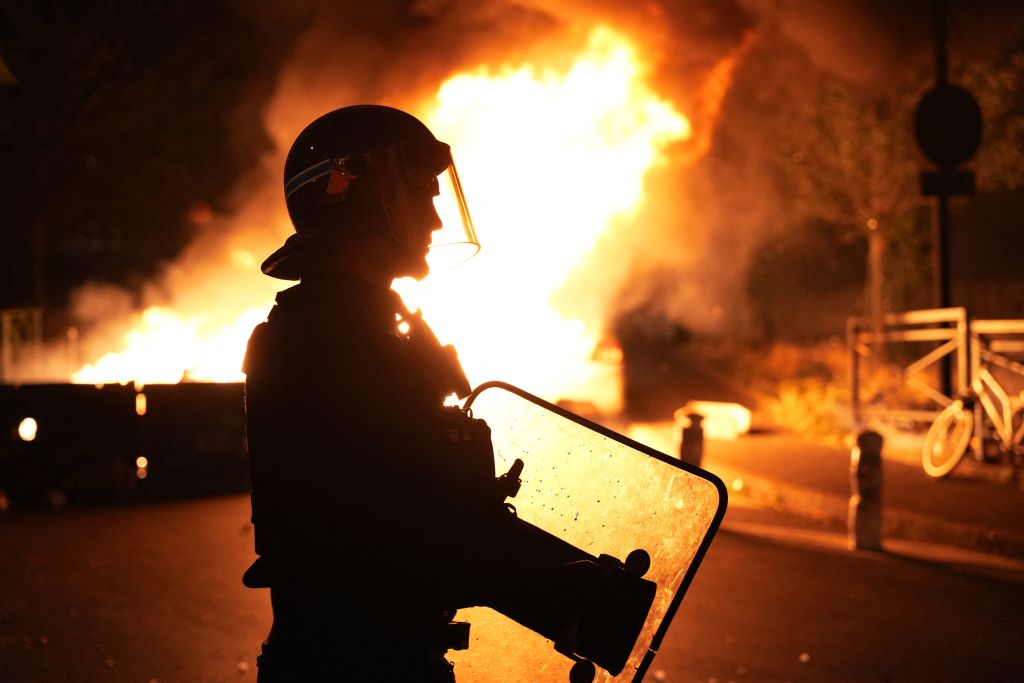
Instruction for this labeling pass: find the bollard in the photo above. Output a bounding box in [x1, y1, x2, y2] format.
[679, 413, 705, 468]
[848, 430, 883, 551]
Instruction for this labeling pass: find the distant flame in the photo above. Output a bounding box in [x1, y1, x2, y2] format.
[72, 306, 268, 384]
[71, 26, 693, 411]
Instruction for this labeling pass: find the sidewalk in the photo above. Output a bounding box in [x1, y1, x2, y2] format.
[628, 426, 1024, 561]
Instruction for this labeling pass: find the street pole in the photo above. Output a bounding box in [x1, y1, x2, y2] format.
[931, 0, 951, 316]
[931, 194, 952, 313]
[932, 0, 953, 400]
[917, 0, 981, 401]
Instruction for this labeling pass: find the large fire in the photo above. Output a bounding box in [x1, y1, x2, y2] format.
[73, 306, 269, 384]
[72, 26, 691, 412]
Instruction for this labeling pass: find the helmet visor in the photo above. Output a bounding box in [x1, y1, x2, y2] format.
[378, 141, 480, 270]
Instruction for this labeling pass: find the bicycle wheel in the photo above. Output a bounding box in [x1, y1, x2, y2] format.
[921, 400, 974, 478]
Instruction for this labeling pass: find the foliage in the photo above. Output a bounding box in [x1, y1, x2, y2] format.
[752, 37, 1024, 335]
[745, 218, 865, 342]
[767, 69, 928, 344]
[964, 43, 1024, 192]
[697, 337, 911, 442]
[745, 340, 849, 440]
[773, 73, 924, 231]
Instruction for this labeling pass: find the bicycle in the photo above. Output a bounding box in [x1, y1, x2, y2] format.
[921, 360, 1024, 478]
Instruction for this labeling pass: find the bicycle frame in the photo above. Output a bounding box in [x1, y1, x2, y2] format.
[970, 323, 1024, 457]
[972, 366, 1023, 451]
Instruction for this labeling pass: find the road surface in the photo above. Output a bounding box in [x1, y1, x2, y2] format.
[1, 494, 1022, 682]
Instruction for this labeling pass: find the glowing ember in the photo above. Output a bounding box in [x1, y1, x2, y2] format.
[72, 26, 692, 412]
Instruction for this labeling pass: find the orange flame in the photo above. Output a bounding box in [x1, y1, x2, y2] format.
[678, 29, 755, 165]
[72, 26, 696, 411]
[396, 26, 690, 412]
[72, 306, 269, 384]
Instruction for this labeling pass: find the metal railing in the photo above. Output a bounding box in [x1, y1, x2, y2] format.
[968, 318, 1024, 458]
[849, 308, 1024, 440]
[848, 307, 968, 426]
[1, 307, 43, 383]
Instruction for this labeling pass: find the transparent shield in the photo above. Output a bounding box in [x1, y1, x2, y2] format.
[449, 382, 727, 682]
[377, 143, 480, 272]
[426, 162, 480, 272]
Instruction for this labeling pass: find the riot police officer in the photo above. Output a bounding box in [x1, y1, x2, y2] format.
[243, 105, 664, 683]
[243, 105, 484, 682]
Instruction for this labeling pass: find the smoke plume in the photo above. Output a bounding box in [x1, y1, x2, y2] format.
[24, 0, 1023, 382]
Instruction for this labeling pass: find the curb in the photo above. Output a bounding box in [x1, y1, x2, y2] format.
[711, 463, 1024, 560]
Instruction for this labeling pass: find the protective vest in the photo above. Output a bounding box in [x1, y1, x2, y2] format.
[241, 275, 492, 594]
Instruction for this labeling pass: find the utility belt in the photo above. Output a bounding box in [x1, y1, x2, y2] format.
[263, 608, 470, 651]
[389, 617, 471, 653]
[256, 614, 465, 682]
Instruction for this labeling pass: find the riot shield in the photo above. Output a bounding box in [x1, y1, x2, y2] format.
[448, 381, 727, 682]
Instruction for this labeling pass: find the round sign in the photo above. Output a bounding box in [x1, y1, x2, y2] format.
[914, 83, 983, 166]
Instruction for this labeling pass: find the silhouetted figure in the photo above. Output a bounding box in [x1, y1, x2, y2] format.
[242, 105, 660, 683]
[243, 105, 487, 681]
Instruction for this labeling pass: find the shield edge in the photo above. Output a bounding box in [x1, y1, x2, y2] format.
[464, 380, 730, 682]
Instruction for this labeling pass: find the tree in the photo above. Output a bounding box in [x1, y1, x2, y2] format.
[772, 73, 925, 340]
[964, 42, 1024, 193]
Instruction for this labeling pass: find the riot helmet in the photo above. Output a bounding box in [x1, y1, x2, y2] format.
[263, 105, 478, 280]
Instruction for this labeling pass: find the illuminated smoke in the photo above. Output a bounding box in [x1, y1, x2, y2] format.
[50, 2, 753, 402]
[30, 0, 1018, 397]
[396, 26, 691, 411]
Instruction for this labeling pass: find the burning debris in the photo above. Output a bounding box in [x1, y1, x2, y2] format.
[26, 19, 740, 413]
[4, 0, 1022, 421]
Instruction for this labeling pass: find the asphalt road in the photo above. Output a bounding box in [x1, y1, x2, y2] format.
[2, 495, 1022, 682]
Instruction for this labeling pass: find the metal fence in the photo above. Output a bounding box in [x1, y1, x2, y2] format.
[848, 307, 967, 426]
[848, 307, 1024, 441]
[1, 307, 42, 382]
